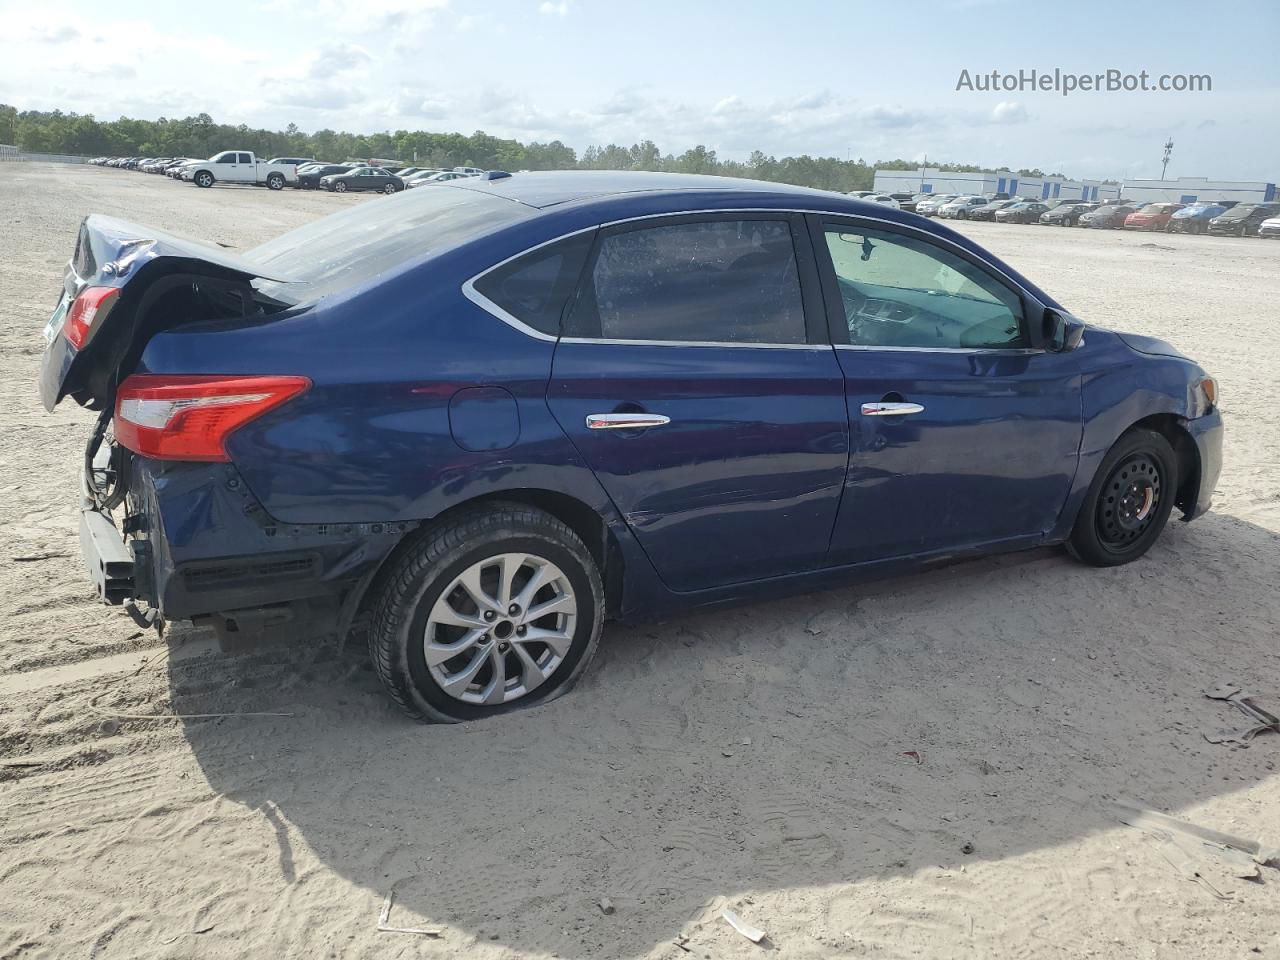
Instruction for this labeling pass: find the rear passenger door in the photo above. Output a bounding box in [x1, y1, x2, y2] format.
[544, 214, 850, 592]
[223, 153, 254, 182]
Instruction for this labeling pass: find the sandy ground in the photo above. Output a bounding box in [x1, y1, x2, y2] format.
[2, 163, 1279, 960]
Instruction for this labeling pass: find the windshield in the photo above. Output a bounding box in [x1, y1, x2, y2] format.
[247, 185, 534, 305]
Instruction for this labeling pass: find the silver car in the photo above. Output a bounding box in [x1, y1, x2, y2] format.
[916, 194, 961, 217]
[938, 195, 990, 220]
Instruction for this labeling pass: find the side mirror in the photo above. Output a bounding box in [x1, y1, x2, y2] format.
[1044, 309, 1086, 352]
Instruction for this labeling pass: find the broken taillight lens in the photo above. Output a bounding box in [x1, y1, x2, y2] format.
[64, 286, 119, 349]
[114, 375, 310, 462]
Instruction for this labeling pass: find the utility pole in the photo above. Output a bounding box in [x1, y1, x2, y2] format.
[1160, 138, 1174, 180]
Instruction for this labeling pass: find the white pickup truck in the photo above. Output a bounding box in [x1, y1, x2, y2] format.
[181, 151, 299, 190]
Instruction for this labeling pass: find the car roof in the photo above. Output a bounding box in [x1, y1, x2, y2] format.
[446, 170, 848, 210]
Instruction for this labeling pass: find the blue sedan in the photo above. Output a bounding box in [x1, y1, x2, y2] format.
[40, 171, 1223, 722]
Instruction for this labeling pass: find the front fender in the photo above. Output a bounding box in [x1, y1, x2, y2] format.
[1047, 328, 1212, 539]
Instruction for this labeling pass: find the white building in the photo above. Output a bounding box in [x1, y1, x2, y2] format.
[874, 166, 1121, 202]
[1120, 177, 1277, 205]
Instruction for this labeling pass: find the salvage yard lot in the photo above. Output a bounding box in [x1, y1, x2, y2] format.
[2, 162, 1279, 959]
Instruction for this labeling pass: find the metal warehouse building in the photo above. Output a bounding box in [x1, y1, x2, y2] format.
[1120, 177, 1277, 205]
[873, 167, 1121, 202]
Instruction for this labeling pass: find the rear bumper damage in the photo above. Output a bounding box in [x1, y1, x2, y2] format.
[79, 454, 411, 646]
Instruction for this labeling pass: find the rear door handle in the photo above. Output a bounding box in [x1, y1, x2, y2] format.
[585, 413, 671, 430]
[861, 401, 925, 417]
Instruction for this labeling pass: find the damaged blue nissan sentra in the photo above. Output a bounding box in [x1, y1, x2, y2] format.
[39, 170, 1222, 722]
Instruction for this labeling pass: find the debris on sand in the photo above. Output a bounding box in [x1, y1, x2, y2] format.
[598, 896, 615, 916]
[376, 890, 443, 937]
[1115, 801, 1280, 899]
[1203, 683, 1280, 745]
[722, 909, 767, 943]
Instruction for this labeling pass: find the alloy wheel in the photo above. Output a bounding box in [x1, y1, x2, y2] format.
[423, 553, 577, 706]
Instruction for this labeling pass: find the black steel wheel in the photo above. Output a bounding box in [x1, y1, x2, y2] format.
[1067, 428, 1178, 566]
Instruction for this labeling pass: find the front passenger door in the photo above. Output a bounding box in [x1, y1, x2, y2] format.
[814, 218, 1083, 564]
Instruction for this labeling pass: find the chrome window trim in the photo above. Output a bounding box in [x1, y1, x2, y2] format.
[561, 337, 828, 351]
[460, 224, 598, 344]
[836, 344, 1045, 356]
[462, 206, 1046, 351]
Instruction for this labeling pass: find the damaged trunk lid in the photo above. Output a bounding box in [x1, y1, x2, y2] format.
[39, 214, 294, 412]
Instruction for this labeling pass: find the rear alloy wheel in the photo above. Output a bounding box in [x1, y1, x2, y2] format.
[266, 173, 284, 190]
[369, 504, 604, 722]
[1067, 428, 1178, 566]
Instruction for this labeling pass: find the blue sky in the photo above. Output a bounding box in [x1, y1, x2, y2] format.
[2, 0, 1277, 180]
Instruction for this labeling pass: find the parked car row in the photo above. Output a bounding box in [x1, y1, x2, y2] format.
[868, 184, 1280, 238]
[89, 154, 485, 195]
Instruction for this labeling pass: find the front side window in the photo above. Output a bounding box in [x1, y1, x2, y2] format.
[573, 219, 806, 344]
[216, 153, 235, 164]
[823, 225, 1025, 350]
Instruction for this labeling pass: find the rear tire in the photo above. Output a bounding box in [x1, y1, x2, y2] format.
[1067, 428, 1178, 567]
[266, 173, 284, 190]
[369, 504, 604, 723]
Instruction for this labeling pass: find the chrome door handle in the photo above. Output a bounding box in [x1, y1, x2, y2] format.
[861, 401, 925, 417]
[585, 413, 671, 430]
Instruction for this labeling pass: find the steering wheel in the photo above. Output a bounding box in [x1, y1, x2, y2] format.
[836, 277, 868, 331]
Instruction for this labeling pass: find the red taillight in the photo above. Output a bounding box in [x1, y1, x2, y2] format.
[64, 286, 119, 349]
[114, 375, 310, 462]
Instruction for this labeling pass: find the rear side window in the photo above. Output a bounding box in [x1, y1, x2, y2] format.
[238, 153, 252, 164]
[571, 219, 806, 344]
[472, 233, 594, 336]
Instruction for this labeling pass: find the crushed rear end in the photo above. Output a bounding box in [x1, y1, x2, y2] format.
[38, 215, 331, 639]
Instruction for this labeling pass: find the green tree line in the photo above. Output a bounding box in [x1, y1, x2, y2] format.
[0, 104, 1063, 191]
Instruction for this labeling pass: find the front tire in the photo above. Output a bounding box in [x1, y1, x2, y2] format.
[334, 181, 347, 193]
[194, 171, 214, 188]
[383, 182, 397, 194]
[1067, 428, 1178, 567]
[369, 504, 604, 722]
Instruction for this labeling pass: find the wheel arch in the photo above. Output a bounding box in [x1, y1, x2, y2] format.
[1126, 413, 1200, 518]
[340, 488, 625, 638]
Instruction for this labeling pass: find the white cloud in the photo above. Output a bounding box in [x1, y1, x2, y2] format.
[989, 100, 1030, 124]
[264, 82, 367, 110]
[34, 24, 81, 43]
[307, 43, 371, 78]
[538, 0, 569, 15]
